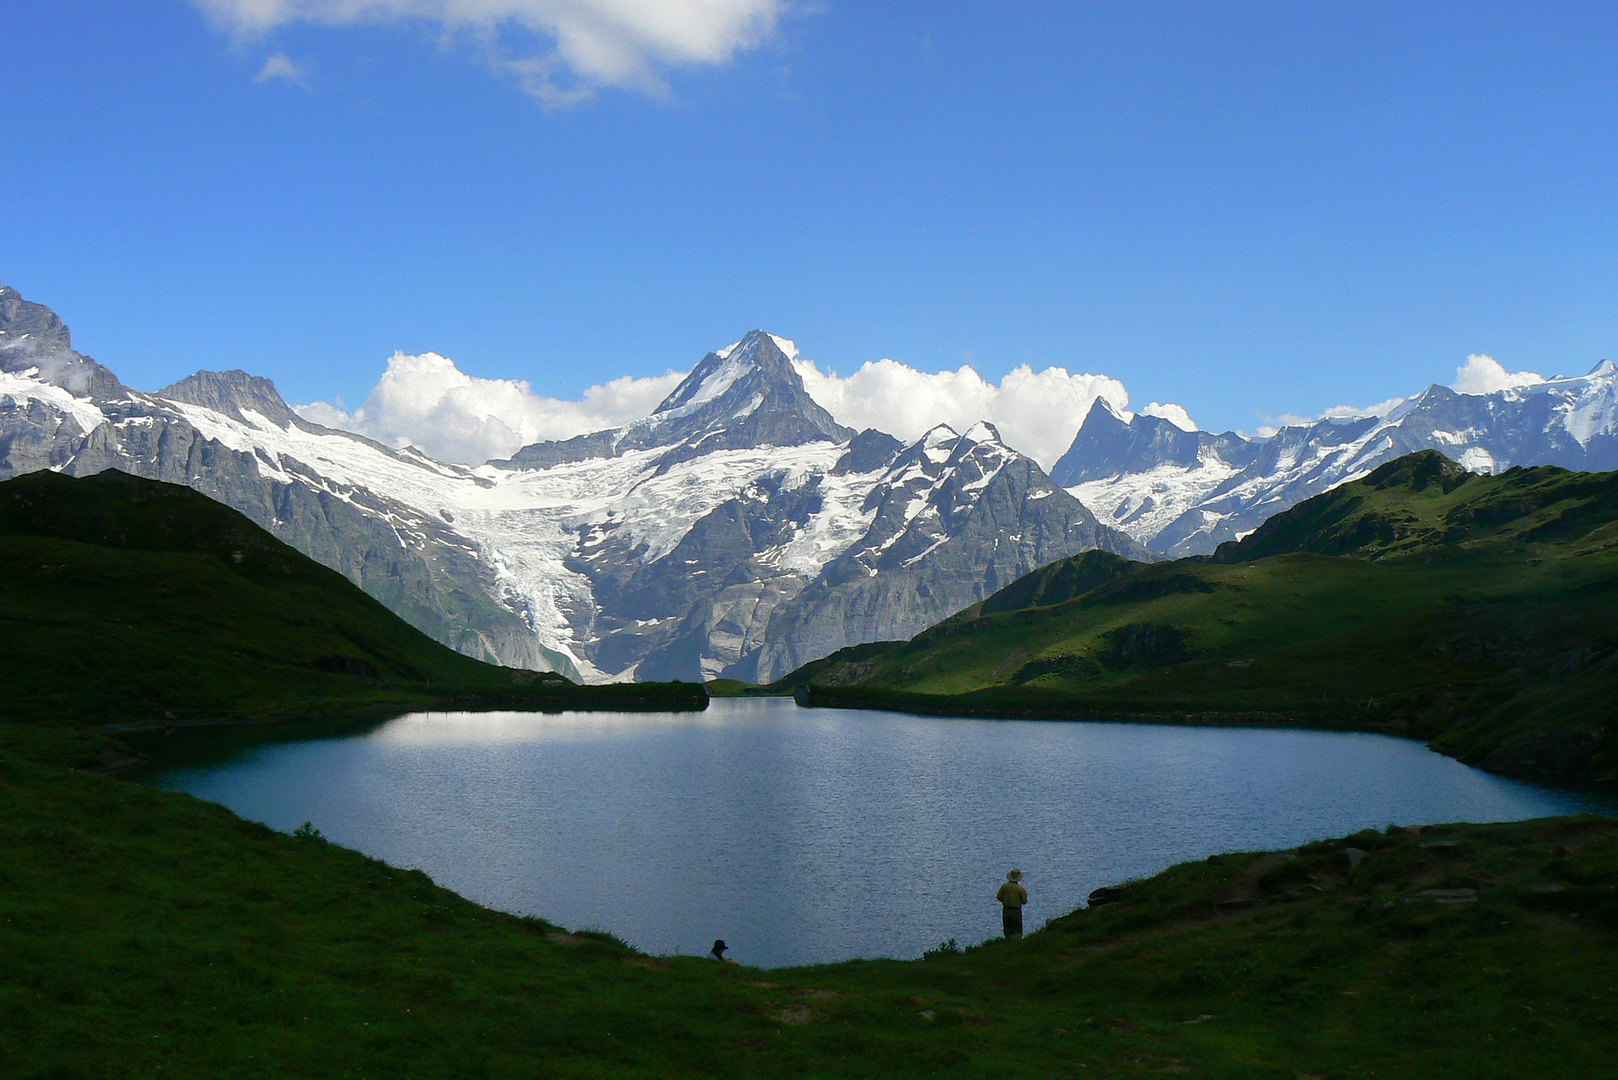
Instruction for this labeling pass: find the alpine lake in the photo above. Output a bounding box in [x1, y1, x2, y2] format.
[138, 697, 1615, 969]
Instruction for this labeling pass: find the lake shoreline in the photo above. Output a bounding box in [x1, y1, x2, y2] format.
[790, 683, 1616, 788]
[139, 697, 1614, 969]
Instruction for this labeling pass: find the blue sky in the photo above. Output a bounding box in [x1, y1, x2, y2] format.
[3, 1, 1616, 450]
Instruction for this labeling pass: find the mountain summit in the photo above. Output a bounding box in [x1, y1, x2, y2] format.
[502, 329, 852, 470]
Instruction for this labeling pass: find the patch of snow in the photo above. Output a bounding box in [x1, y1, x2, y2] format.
[901, 536, 949, 566]
[772, 466, 884, 577]
[1066, 448, 1242, 546]
[0, 370, 107, 433]
[961, 420, 1001, 445]
[659, 350, 756, 415]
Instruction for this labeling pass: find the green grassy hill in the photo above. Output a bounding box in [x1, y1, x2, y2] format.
[2, 746, 1614, 1078]
[0, 469, 704, 766]
[788, 452, 1618, 784]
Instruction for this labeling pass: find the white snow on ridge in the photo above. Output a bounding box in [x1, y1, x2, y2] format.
[1067, 452, 1239, 543]
[0, 369, 108, 434]
[771, 467, 882, 577]
[672, 350, 755, 411]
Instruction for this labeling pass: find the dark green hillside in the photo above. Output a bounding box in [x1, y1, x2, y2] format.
[790, 452, 1618, 784]
[0, 470, 703, 764]
[3, 747, 1616, 1078]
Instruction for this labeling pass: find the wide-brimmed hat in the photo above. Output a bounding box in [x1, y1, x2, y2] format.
[1006, 869, 1024, 882]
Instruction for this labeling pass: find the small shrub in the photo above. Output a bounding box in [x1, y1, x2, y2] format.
[292, 821, 327, 843]
[923, 938, 961, 960]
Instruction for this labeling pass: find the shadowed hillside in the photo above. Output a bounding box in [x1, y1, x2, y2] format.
[0, 469, 704, 766]
[2, 747, 1614, 1078]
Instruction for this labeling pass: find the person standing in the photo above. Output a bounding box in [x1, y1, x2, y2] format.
[997, 869, 1028, 939]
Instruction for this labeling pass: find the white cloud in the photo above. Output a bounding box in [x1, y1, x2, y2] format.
[1451, 353, 1545, 396]
[299, 345, 1140, 470]
[254, 52, 311, 85]
[1319, 397, 1405, 420]
[1251, 396, 1408, 438]
[296, 351, 684, 463]
[791, 357, 1132, 470]
[1137, 402, 1198, 433]
[193, 0, 786, 104]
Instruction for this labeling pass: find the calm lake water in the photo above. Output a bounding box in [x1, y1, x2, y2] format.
[144, 698, 1614, 968]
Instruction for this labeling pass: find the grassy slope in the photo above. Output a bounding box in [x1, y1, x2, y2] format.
[791, 453, 1618, 783]
[0, 470, 703, 767]
[3, 746, 1615, 1079]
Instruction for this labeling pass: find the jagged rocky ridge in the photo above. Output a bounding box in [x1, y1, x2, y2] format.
[1053, 367, 1618, 557]
[0, 287, 1147, 682]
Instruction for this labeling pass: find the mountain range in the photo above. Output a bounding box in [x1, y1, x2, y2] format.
[1054, 361, 1618, 557]
[0, 284, 1143, 682]
[6, 277, 1615, 681]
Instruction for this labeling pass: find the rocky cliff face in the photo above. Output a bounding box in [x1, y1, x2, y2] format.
[745, 423, 1145, 682]
[1054, 364, 1618, 557]
[0, 288, 1145, 682]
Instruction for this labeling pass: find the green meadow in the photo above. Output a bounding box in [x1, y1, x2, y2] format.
[3, 747, 1614, 1078]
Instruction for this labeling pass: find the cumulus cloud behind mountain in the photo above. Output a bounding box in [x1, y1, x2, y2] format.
[790, 356, 1132, 469]
[295, 340, 1569, 467]
[295, 352, 685, 463]
[296, 346, 1148, 468]
[1452, 353, 1546, 396]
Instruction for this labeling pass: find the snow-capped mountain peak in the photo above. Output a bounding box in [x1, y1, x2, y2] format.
[499, 329, 851, 472]
[657, 330, 783, 413]
[712, 332, 799, 363]
[960, 420, 1004, 446]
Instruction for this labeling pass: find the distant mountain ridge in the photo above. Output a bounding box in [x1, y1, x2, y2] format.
[1054, 363, 1618, 557]
[0, 285, 1145, 683]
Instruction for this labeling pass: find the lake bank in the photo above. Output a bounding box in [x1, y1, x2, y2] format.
[3, 738, 1615, 1078]
[140, 697, 1613, 968]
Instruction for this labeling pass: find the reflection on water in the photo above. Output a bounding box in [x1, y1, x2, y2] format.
[145, 698, 1614, 968]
